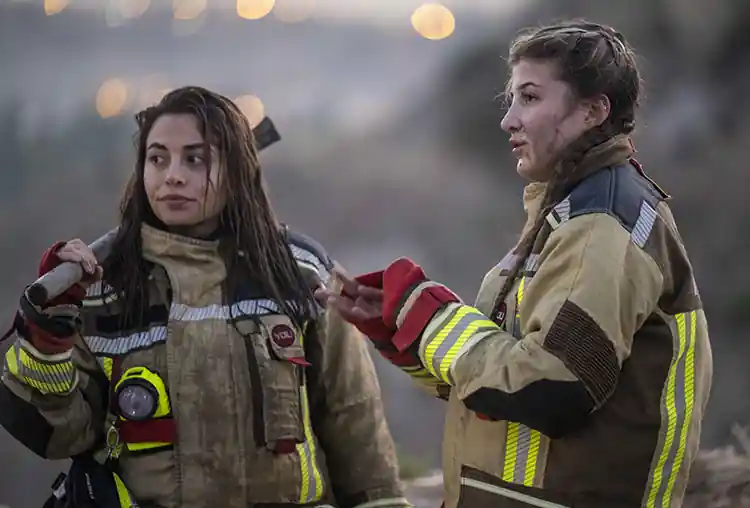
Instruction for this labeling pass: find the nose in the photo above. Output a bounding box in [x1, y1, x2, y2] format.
[500, 103, 521, 134]
[164, 160, 186, 185]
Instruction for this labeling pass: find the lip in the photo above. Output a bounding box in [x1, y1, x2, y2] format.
[510, 140, 526, 154]
[158, 194, 194, 202]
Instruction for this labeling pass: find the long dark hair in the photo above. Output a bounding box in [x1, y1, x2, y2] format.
[496, 20, 643, 304]
[102, 86, 314, 328]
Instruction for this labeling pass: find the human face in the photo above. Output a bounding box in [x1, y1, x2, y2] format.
[143, 113, 226, 237]
[501, 59, 594, 181]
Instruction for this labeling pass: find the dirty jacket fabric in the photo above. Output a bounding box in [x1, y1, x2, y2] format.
[404, 139, 712, 508]
[0, 224, 409, 508]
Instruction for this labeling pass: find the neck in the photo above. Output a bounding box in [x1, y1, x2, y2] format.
[162, 218, 220, 240]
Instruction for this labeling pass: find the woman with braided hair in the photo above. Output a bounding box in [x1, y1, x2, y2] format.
[319, 20, 713, 508]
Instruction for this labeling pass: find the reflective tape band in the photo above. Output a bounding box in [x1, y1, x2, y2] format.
[296, 384, 324, 503]
[502, 276, 549, 488]
[5, 341, 78, 395]
[642, 311, 697, 508]
[502, 422, 543, 486]
[420, 305, 498, 385]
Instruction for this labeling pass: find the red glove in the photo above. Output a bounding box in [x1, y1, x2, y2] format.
[346, 258, 461, 369]
[18, 242, 86, 354]
[381, 258, 461, 353]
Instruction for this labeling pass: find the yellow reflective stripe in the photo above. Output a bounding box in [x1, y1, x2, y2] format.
[502, 276, 547, 488]
[126, 442, 171, 452]
[517, 277, 526, 304]
[5, 343, 77, 394]
[297, 384, 324, 503]
[98, 356, 114, 380]
[643, 311, 697, 508]
[422, 306, 497, 384]
[112, 472, 136, 508]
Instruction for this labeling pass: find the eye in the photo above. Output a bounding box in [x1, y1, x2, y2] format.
[147, 154, 165, 165]
[186, 154, 206, 166]
[520, 92, 538, 104]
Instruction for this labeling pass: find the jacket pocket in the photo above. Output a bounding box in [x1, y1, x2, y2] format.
[236, 314, 307, 452]
[458, 466, 571, 508]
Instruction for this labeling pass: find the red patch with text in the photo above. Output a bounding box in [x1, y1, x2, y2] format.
[271, 324, 295, 348]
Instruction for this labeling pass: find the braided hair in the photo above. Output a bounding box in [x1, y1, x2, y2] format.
[495, 21, 643, 305]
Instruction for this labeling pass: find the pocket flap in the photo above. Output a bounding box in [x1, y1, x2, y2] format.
[261, 315, 310, 367]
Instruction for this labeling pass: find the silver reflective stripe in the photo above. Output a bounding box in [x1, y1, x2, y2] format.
[545, 197, 571, 230]
[461, 477, 570, 508]
[170, 299, 288, 321]
[85, 327, 168, 356]
[84, 299, 311, 355]
[290, 244, 330, 284]
[631, 201, 658, 248]
[525, 254, 540, 275]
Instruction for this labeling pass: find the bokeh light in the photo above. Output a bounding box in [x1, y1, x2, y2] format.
[44, 0, 68, 16]
[96, 79, 129, 119]
[234, 95, 266, 127]
[236, 0, 275, 20]
[411, 3, 456, 41]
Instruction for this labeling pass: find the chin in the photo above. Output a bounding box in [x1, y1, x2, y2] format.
[156, 213, 202, 227]
[516, 158, 549, 182]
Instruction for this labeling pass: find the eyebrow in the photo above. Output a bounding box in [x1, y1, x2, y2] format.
[147, 142, 205, 151]
[516, 81, 540, 91]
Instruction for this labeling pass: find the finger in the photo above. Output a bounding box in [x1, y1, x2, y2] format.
[354, 296, 380, 315]
[82, 265, 103, 282]
[350, 306, 380, 321]
[55, 249, 85, 263]
[333, 269, 361, 298]
[357, 286, 383, 300]
[327, 297, 363, 323]
[313, 288, 330, 307]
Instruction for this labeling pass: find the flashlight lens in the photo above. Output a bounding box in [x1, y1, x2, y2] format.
[118, 384, 155, 420]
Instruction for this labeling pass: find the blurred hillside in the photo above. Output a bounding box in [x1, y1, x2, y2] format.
[1, 0, 749, 506]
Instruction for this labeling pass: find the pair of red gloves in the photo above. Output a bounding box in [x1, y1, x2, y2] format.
[342, 257, 462, 372]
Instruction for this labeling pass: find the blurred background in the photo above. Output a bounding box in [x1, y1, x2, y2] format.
[1, 0, 749, 506]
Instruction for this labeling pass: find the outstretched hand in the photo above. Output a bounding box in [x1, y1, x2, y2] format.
[314, 267, 383, 323]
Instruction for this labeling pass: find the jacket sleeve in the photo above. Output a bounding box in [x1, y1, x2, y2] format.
[0, 328, 108, 459]
[308, 298, 411, 508]
[414, 213, 663, 438]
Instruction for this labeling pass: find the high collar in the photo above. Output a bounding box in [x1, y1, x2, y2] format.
[520, 134, 635, 234]
[140, 222, 221, 264]
[140, 223, 226, 303]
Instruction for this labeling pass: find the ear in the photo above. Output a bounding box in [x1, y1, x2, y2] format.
[584, 94, 611, 128]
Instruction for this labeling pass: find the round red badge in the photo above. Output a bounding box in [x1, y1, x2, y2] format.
[271, 324, 295, 348]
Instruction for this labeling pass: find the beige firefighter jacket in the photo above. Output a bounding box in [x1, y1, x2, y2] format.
[410, 136, 712, 508]
[1, 224, 409, 508]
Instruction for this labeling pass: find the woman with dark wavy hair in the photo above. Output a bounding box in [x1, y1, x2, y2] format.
[1, 86, 410, 508]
